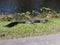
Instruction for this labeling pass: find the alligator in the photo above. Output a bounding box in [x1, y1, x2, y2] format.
[5, 19, 50, 28]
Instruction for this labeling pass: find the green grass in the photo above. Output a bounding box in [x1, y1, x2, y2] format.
[0, 18, 60, 40]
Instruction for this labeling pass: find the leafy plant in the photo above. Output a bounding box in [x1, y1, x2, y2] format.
[39, 7, 57, 18]
[15, 12, 31, 21]
[32, 10, 40, 17]
[0, 15, 14, 21]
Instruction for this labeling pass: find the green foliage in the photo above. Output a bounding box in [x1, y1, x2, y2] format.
[26, 11, 31, 15]
[6, 15, 14, 21]
[0, 7, 58, 21]
[39, 7, 57, 18]
[0, 15, 14, 21]
[16, 12, 31, 21]
[56, 13, 60, 18]
[32, 10, 40, 17]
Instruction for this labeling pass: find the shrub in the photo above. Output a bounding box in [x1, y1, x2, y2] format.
[32, 10, 40, 17]
[24, 15, 31, 20]
[15, 12, 31, 21]
[0, 15, 14, 21]
[0, 15, 5, 21]
[6, 15, 14, 21]
[56, 13, 60, 18]
[39, 7, 57, 18]
[26, 11, 31, 15]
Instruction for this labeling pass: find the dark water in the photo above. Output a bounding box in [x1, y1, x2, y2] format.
[0, 0, 60, 14]
[0, 0, 19, 14]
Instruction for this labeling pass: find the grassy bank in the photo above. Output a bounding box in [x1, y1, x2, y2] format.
[0, 18, 60, 39]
